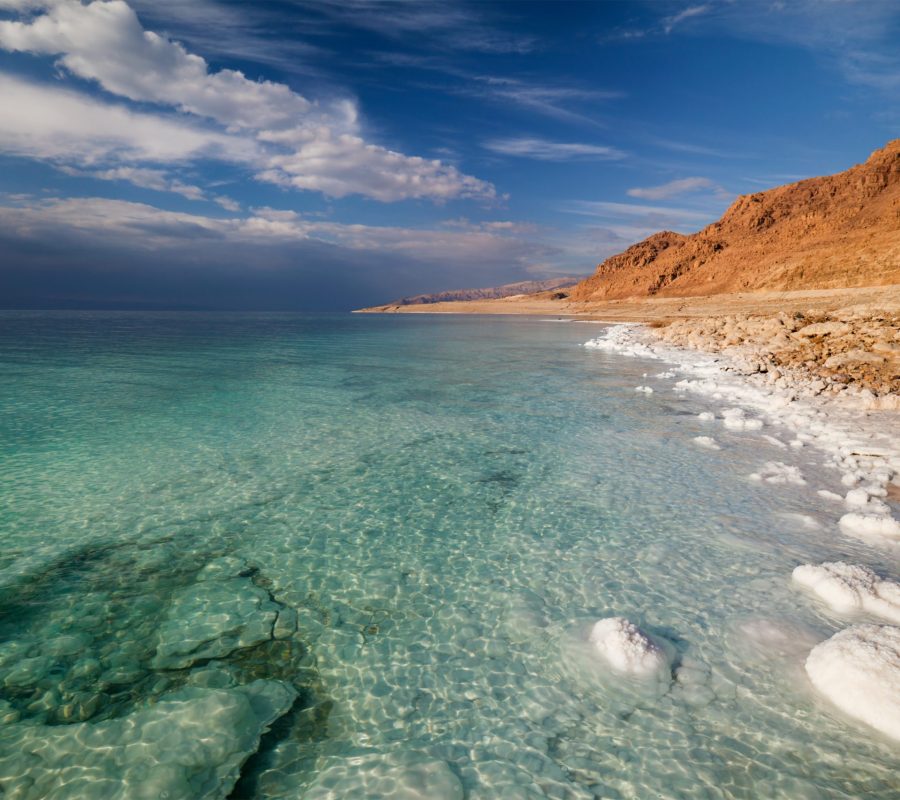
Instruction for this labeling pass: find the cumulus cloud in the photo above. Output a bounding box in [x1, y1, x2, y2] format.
[484, 137, 625, 161]
[627, 176, 717, 200]
[0, 0, 495, 202]
[0, 73, 253, 166]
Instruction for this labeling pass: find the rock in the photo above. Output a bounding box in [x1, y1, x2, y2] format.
[0, 680, 296, 800]
[152, 577, 280, 670]
[795, 321, 852, 337]
[824, 350, 886, 368]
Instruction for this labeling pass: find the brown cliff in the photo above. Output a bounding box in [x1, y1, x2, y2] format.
[571, 140, 900, 302]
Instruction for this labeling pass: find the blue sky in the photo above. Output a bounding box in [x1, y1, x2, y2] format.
[0, 0, 897, 309]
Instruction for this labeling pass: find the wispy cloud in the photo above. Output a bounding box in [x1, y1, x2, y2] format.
[654, 0, 900, 95]
[304, 0, 538, 54]
[0, 0, 496, 202]
[662, 4, 711, 35]
[484, 137, 625, 161]
[627, 176, 717, 200]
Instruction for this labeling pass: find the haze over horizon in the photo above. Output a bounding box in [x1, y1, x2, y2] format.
[0, 0, 898, 310]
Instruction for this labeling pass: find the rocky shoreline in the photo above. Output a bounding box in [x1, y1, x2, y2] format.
[650, 304, 900, 410]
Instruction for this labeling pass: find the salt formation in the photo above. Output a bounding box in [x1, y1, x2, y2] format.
[805, 625, 900, 741]
[721, 407, 764, 431]
[588, 617, 670, 677]
[748, 461, 806, 485]
[0, 680, 296, 799]
[582, 325, 900, 540]
[692, 436, 721, 450]
[839, 513, 900, 542]
[634, 385, 653, 394]
[152, 570, 280, 669]
[793, 562, 900, 623]
[697, 411, 715, 421]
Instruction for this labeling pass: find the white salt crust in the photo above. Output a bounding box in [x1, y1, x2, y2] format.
[793, 562, 900, 623]
[805, 625, 900, 741]
[749, 461, 806, 486]
[0, 680, 296, 799]
[588, 617, 671, 677]
[584, 325, 900, 545]
[692, 436, 721, 450]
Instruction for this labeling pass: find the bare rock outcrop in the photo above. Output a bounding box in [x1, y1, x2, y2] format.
[572, 140, 900, 301]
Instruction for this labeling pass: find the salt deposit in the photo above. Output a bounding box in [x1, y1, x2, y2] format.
[693, 436, 721, 450]
[793, 562, 900, 623]
[722, 407, 764, 431]
[805, 625, 900, 741]
[749, 461, 806, 485]
[697, 411, 715, 421]
[588, 617, 671, 678]
[634, 385, 654, 394]
[0, 680, 296, 799]
[839, 513, 900, 541]
[152, 574, 280, 669]
[585, 324, 900, 550]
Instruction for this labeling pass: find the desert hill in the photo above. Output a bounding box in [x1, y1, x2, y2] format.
[383, 276, 582, 306]
[571, 140, 900, 302]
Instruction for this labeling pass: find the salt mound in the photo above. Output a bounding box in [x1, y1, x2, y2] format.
[805, 625, 900, 741]
[749, 461, 806, 485]
[722, 407, 763, 431]
[635, 385, 654, 394]
[0, 680, 296, 799]
[793, 562, 900, 623]
[839, 513, 900, 541]
[589, 617, 671, 677]
[693, 436, 721, 450]
[152, 575, 280, 669]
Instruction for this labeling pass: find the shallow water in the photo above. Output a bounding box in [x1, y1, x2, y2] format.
[1, 311, 898, 799]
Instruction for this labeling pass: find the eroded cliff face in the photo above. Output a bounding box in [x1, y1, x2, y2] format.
[572, 140, 900, 302]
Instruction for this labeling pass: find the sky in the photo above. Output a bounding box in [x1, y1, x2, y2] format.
[0, 0, 898, 310]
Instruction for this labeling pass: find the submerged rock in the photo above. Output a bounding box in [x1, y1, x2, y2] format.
[152, 576, 280, 670]
[0, 679, 296, 799]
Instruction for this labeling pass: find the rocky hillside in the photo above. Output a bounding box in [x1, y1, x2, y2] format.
[389, 276, 581, 305]
[572, 140, 900, 302]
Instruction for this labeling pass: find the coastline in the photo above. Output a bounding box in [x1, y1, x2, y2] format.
[584, 320, 900, 739]
[359, 285, 900, 400]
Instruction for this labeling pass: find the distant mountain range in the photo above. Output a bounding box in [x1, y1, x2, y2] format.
[571, 139, 900, 302]
[388, 276, 583, 305]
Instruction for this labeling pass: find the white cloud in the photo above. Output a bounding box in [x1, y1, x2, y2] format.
[662, 5, 711, 34]
[484, 137, 625, 161]
[0, 0, 496, 202]
[213, 195, 241, 212]
[627, 176, 716, 200]
[0, 73, 254, 165]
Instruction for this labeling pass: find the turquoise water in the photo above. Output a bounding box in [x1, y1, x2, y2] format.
[0, 311, 898, 799]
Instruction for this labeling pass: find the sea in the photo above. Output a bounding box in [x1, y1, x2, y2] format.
[0, 310, 897, 799]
